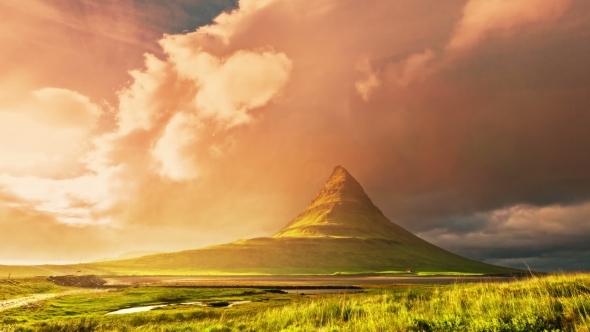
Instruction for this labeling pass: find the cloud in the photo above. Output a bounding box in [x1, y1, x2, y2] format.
[190, 50, 291, 126]
[0, 0, 238, 109]
[355, 57, 381, 101]
[448, 0, 573, 51]
[196, 0, 276, 44]
[1, 0, 293, 227]
[31, 88, 102, 128]
[117, 54, 174, 134]
[389, 49, 436, 87]
[387, 0, 574, 88]
[419, 202, 590, 271]
[0, 88, 102, 173]
[160, 37, 292, 127]
[0, 166, 123, 225]
[152, 112, 202, 180]
[0, 198, 115, 263]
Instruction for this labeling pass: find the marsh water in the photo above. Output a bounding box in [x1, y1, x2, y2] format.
[107, 305, 168, 315]
[106, 300, 252, 315]
[102, 275, 519, 315]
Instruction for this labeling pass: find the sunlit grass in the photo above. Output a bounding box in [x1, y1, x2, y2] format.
[2, 273, 589, 331]
[0, 279, 67, 301]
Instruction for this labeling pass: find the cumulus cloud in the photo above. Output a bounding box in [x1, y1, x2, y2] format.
[2, 0, 293, 228]
[133, 18, 292, 180]
[152, 112, 202, 180]
[448, 0, 574, 51]
[117, 54, 173, 134]
[196, 0, 276, 44]
[160, 38, 292, 127]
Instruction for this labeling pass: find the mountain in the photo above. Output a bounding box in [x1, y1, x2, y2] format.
[117, 251, 165, 260]
[82, 166, 516, 275]
[274, 166, 421, 239]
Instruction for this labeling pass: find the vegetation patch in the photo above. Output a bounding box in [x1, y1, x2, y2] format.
[0, 278, 67, 301]
[47, 275, 106, 288]
[1, 273, 589, 331]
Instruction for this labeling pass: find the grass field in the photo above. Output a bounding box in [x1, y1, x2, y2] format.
[0, 279, 68, 301]
[1, 273, 589, 331]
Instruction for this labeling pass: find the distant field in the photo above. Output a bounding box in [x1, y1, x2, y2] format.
[1, 273, 589, 331]
[100, 274, 519, 288]
[0, 264, 511, 279]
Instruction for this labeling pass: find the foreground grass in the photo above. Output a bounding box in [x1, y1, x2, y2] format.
[2, 273, 590, 331]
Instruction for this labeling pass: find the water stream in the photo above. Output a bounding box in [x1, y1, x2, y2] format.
[106, 300, 251, 315]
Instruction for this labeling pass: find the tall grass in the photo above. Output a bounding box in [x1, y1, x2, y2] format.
[250, 273, 590, 331]
[3, 273, 589, 332]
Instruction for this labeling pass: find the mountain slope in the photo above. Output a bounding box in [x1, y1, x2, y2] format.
[89, 166, 516, 275]
[273, 166, 411, 239]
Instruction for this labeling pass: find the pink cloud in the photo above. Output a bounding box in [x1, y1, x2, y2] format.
[448, 0, 573, 51]
[117, 54, 173, 134]
[389, 49, 437, 87]
[0, 88, 102, 174]
[152, 112, 202, 181]
[355, 57, 381, 101]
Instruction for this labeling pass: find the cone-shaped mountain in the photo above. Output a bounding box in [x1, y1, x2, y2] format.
[274, 165, 413, 239]
[90, 166, 518, 275]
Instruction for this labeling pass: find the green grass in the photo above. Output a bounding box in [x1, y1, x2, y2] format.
[0, 279, 67, 301]
[1, 287, 267, 324]
[2, 273, 590, 331]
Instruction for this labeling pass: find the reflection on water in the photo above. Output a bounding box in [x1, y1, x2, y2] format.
[107, 305, 167, 315]
[180, 301, 206, 306]
[106, 300, 251, 315]
[229, 300, 251, 307]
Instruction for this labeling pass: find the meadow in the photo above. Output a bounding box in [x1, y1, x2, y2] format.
[1, 273, 589, 331]
[0, 279, 67, 301]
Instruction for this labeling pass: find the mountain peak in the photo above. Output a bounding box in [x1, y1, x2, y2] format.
[329, 165, 352, 180]
[308, 165, 372, 207]
[273, 165, 407, 239]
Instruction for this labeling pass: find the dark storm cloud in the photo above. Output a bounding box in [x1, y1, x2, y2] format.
[357, 4, 590, 236]
[416, 203, 590, 271]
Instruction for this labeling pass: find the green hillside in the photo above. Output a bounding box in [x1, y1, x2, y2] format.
[3, 166, 517, 277]
[89, 237, 512, 275]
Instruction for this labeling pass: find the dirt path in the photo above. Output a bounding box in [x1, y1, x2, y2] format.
[0, 289, 107, 312]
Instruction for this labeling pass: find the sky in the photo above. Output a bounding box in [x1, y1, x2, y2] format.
[0, 0, 589, 271]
